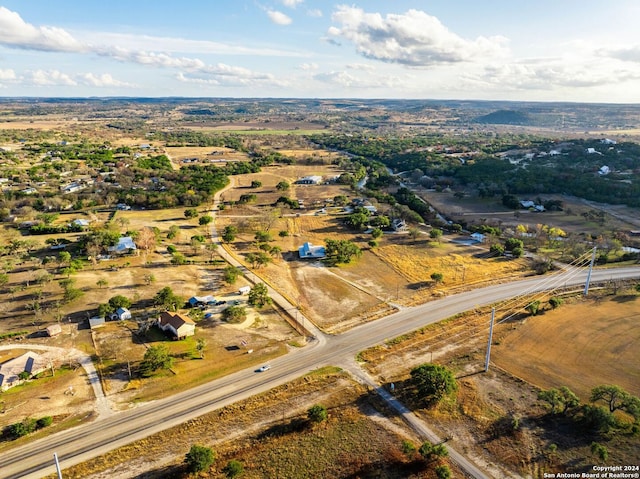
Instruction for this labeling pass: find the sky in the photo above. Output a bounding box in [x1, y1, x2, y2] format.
[0, 1, 639, 102]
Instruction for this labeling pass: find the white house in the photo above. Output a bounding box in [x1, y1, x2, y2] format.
[110, 307, 132, 321]
[108, 236, 137, 254]
[470, 232, 486, 243]
[598, 165, 610, 176]
[0, 352, 47, 391]
[157, 311, 195, 340]
[297, 175, 322, 185]
[298, 242, 326, 259]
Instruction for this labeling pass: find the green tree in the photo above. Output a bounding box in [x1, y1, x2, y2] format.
[196, 338, 207, 359]
[419, 441, 448, 461]
[435, 465, 452, 479]
[223, 266, 241, 284]
[430, 272, 444, 284]
[591, 442, 609, 463]
[371, 228, 383, 239]
[429, 228, 443, 242]
[153, 286, 183, 311]
[276, 180, 290, 191]
[307, 404, 328, 423]
[96, 278, 108, 289]
[222, 305, 247, 323]
[250, 180, 262, 188]
[139, 344, 173, 377]
[199, 215, 213, 226]
[590, 384, 630, 413]
[525, 300, 541, 316]
[410, 363, 458, 405]
[324, 238, 362, 264]
[184, 444, 215, 473]
[108, 295, 132, 311]
[184, 208, 198, 219]
[36, 416, 53, 428]
[223, 460, 244, 478]
[222, 225, 238, 243]
[143, 273, 156, 285]
[248, 283, 272, 308]
[548, 297, 564, 309]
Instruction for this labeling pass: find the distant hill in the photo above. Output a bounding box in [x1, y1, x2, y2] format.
[474, 109, 535, 126]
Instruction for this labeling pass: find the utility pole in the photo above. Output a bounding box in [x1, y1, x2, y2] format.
[584, 247, 597, 296]
[54, 453, 63, 479]
[484, 308, 495, 372]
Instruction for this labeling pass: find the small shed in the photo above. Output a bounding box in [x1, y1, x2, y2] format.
[110, 307, 132, 321]
[46, 324, 62, 337]
[298, 242, 326, 259]
[238, 286, 251, 295]
[89, 316, 106, 329]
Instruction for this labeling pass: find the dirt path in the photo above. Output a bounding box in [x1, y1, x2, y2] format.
[0, 343, 111, 417]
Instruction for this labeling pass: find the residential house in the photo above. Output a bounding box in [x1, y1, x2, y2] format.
[297, 175, 323, 185]
[0, 352, 47, 391]
[470, 232, 486, 243]
[109, 307, 132, 321]
[391, 218, 407, 231]
[157, 311, 196, 340]
[108, 236, 137, 254]
[298, 242, 326, 259]
[71, 219, 90, 228]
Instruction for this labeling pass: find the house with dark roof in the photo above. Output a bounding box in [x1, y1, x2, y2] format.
[157, 311, 196, 339]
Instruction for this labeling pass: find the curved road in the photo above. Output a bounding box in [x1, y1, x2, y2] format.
[1, 266, 638, 479]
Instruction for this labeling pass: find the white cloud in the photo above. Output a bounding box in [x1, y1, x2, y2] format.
[299, 62, 319, 71]
[347, 63, 375, 71]
[328, 6, 508, 67]
[313, 70, 402, 89]
[177, 65, 285, 88]
[0, 7, 280, 89]
[267, 10, 293, 26]
[281, 0, 303, 8]
[0, 7, 84, 52]
[466, 58, 640, 92]
[78, 73, 135, 88]
[307, 9, 323, 18]
[26, 70, 77, 86]
[0, 69, 17, 81]
[599, 45, 640, 63]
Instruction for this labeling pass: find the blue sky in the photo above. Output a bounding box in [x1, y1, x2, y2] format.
[0, 1, 639, 102]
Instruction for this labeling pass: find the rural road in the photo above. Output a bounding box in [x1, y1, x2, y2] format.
[1, 265, 638, 479]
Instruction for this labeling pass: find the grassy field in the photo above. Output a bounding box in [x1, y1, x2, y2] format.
[48, 368, 459, 479]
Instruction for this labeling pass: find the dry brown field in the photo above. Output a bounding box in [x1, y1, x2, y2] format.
[358, 292, 640, 477]
[420, 188, 640, 234]
[492, 294, 640, 398]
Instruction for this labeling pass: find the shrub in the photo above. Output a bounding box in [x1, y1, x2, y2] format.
[223, 459, 244, 478]
[307, 404, 328, 423]
[36, 416, 53, 428]
[185, 444, 215, 472]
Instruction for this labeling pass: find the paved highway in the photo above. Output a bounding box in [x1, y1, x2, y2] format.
[1, 266, 638, 478]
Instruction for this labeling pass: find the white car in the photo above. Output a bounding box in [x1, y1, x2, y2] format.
[258, 365, 271, 372]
